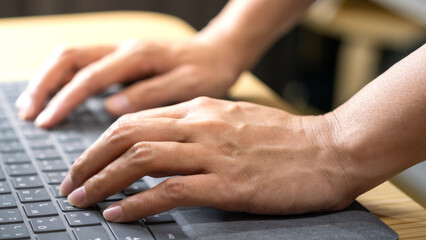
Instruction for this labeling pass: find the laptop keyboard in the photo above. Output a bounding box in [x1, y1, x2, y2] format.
[0, 82, 188, 240]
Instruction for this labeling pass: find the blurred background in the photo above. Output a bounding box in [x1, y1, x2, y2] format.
[1, 0, 425, 114]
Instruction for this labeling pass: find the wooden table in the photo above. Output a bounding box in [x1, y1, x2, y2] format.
[0, 11, 425, 239]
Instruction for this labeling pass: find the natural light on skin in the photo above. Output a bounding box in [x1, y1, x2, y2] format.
[13, 0, 426, 222]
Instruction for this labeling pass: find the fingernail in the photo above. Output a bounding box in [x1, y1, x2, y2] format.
[103, 205, 123, 221]
[106, 94, 131, 113]
[35, 108, 54, 127]
[59, 175, 74, 196]
[68, 186, 86, 206]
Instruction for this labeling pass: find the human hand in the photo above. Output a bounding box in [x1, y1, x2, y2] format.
[59, 97, 355, 222]
[15, 38, 241, 128]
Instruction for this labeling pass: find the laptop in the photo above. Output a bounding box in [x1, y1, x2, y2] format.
[0, 81, 398, 240]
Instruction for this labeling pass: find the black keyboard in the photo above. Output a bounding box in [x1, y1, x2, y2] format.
[0, 82, 188, 240]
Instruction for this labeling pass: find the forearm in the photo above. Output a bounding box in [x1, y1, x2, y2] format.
[327, 44, 426, 195]
[196, 0, 314, 72]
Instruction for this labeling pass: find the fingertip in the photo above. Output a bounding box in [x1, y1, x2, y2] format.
[105, 94, 132, 116]
[34, 108, 55, 128]
[103, 205, 123, 222]
[59, 174, 74, 196]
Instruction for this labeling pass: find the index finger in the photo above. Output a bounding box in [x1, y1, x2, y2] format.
[16, 46, 115, 120]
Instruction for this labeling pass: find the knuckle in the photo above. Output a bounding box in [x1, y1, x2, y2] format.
[128, 142, 155, 167]
[161, 178, 187, 201]
[190, 96, 217, 108]
[53, 46, 77, 60]
[103, 114, 134, 145]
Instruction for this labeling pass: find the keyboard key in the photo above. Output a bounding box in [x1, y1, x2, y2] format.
[36, 231, 71, 240]
[55, 131, 80, 143]
[37, 160, 68, 172]
[16, 188, 50, 203]
[64, 153, 82, 164]
[148, 223, 188, 240]
[34, 149, 61, 161]
[64, 212, 101, 227]
[0, 195, 17, 209]
[1, 152, 31, 164]
[28, 139, 54, 150]
[43, 172, 67, 184]
[30, 216, 66, 233]
[60, 141, 86, 153]
[73, 226, 110, 240]
[96, 201, 117, 213]
[11, 175, 43, 189]
[123, 181, 149, 195]
[49, 185, 64, 198]
[144, 212, 175, 224]
[0, 209, 23, 224]
[0, 140, 24, 153]
[22, 128, 49, 140]
[105, 193, 123, 201]
[23, 202, 57, 217]
[57, 199, 86, 212]
[107, 222, 154, 240]
[0, 171, 5, 181]
[0, 223, 30, 239]
[5, 163, 37, 176]
[0, 129, 17, 141]
[0, 182, 11, 194]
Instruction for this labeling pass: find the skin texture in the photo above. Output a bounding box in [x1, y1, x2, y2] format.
[14, 0, 425, 222]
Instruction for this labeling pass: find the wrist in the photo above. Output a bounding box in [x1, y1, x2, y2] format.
[300, 114, 358, 209]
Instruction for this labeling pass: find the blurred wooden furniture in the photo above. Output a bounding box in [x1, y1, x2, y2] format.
[304, 0, 426, 106]
[0, 11, 425, 239]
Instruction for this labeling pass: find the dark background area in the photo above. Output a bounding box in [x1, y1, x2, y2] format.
[1, 0, 422, 113]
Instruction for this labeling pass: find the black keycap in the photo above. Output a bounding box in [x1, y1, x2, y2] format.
[43, 172, 67, 184]
[0, 223, 30, 239]
[49, 185, 64, 198]
[107, 222, 154, 240]
[28, 139, 54, 150]
[123, 181, 150, 195]
[36, 231, 71, 240]
[1, 152, 31, 164]
[64, 153, 81, 164]
[105, 193, 122, 201]
[55, 132, 80, 143]
[0, 119, 11, 130]
[34, 149, 61, 161]
[0, 195, 17, 209]
[23, 202, 57, 217]
[64, 212, 101, 227]
[57, 199, 85, 212]
[96, 201, 117, 213]
[148, 223, 188, 240]
[38, 160, 68, 172]
[0, 209, 23, 224]
[60, 141, 86, 153]
[0, 140, 24, 153]
[6, 163, 37, 176]
[11, 175, 43, 189]
[0, 129, 17, 141]
[73, 226, 110, 240]
[0, 182, 11, 194]
[30, 216, 66, 233]
[16, 188, 50, 203]
[22, 128, 49, 140]
[144, 212, 175, 224]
